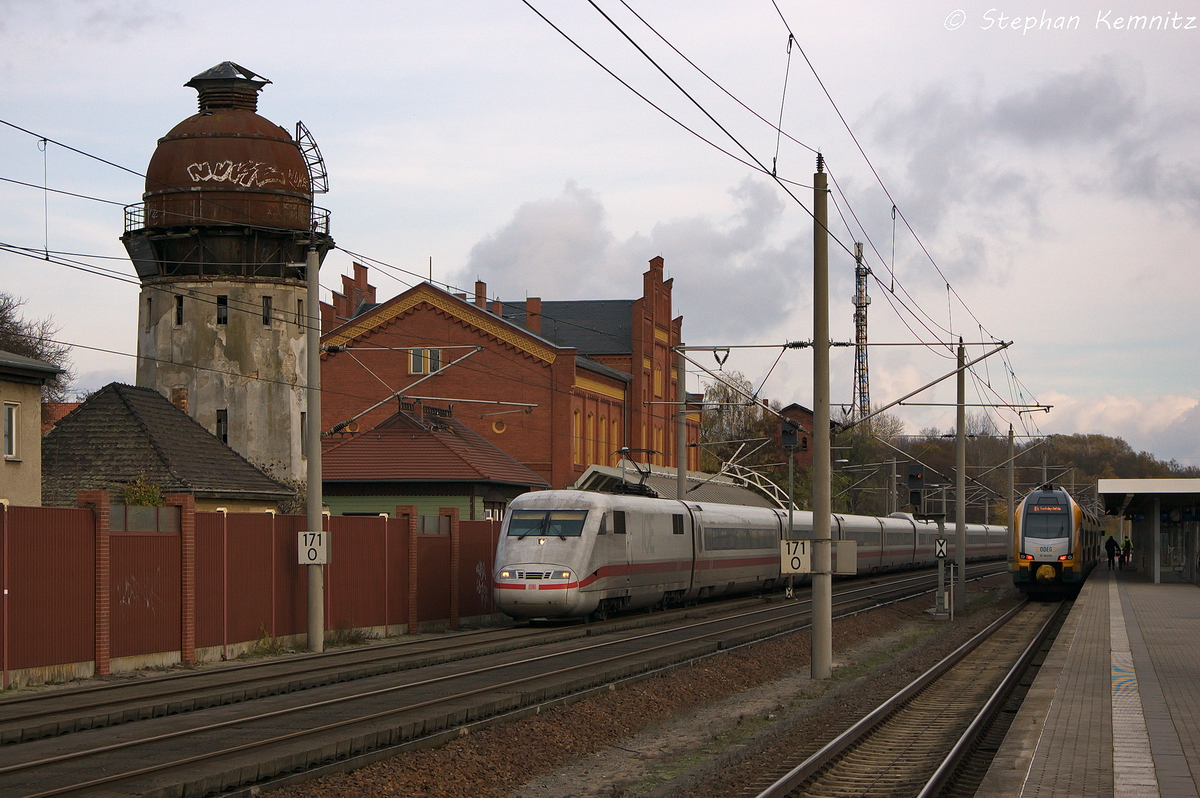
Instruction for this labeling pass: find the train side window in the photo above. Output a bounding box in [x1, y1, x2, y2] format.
[672, 514, 684, 535]
[598, 513, 608, 535]
[613, 511, 627, 535]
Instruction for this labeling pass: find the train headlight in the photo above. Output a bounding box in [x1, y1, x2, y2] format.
[1020, 553, 1034, 560]
[500, 570, 511, 579]
[1058, 554, 1070, 561]
[556, 571, 571, 579]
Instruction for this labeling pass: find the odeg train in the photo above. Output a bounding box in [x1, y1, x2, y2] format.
[1012, 484, 1101, 596]
[494, 490, 1007, 621]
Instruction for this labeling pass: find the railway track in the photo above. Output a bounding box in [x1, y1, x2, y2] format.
[752, 596, 1065, 798]
[0, 563, 1005, 798]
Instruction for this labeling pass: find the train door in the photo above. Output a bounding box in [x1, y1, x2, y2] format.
[684, 505, 701, 593]
[612, 509, 632, 589]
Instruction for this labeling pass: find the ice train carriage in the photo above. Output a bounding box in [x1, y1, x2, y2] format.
[494, 490, 1007, 620]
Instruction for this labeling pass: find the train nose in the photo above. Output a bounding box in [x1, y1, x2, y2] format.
[1035, 564, 1057, 584]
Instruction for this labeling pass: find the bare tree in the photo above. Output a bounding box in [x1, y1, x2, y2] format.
[0, 291, 75, 403]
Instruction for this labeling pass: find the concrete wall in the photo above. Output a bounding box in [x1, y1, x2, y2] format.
[0, 378, 44, 506]
[136, 278, 307, 482]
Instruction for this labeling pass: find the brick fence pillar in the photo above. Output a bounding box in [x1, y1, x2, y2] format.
[442, 508, 460, 628]
[397, 506, 418, 634]
[164, 493, 196, 666]
[78, 490, 110, 677]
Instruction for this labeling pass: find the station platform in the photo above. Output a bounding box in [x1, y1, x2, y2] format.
[977, 567, 1200, 797]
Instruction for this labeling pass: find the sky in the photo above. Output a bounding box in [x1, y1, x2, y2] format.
[1, 1, 1198, 464]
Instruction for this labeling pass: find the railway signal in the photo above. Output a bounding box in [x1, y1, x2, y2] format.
[908, 462, 924, 509]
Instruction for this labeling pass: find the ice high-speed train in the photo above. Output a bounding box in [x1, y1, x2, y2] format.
[493, 490, 1007, 620]
[1012, 484, 1100, 596]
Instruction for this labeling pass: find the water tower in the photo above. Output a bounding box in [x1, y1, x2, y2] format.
[122, 62, 332, 482]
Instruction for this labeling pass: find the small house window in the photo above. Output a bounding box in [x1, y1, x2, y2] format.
[3, 403, 17, 458]
[216, 295, 228, 325]
[410, 348, 441, 375]
[262, 295, 272, 325]
[800, 437, 808, 451]
[174, 295, 184, 327]
[215, 409, 228, 444]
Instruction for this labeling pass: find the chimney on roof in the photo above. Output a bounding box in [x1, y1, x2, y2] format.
[492, 298, 502, 316]
[474, 280, 487, 309]
[526, 297, 542, 334]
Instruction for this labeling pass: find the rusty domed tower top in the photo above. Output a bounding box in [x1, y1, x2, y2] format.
[122, 62, 331, 281]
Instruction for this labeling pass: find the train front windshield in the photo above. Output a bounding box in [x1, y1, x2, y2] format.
[507, 510, 589, 538]
[1024, 511, 1069, 539]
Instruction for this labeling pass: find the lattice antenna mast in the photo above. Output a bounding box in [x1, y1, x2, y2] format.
[852, 242, 871, 420]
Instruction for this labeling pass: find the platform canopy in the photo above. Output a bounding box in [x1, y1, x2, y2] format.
[1098, 478, 1200, 517]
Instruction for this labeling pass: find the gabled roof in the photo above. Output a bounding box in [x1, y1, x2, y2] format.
[506, 299, 634, 356]
[322, 282, 564, 365]
[0, 348, 63, 385]
[322, 410, 550, 488]
[41, 383, 293, 506]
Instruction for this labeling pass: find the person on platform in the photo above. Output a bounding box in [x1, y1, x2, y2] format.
[1122, 536, 1133, 570]
[1105, 536, 1120, 570]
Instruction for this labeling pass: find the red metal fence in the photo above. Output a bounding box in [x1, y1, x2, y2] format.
[0, 495, 503, 686]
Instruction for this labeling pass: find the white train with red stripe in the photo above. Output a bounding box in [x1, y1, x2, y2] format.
[493, 490, 1006, 620]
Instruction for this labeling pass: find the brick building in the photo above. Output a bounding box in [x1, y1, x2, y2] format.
[319, 257, 700, 490]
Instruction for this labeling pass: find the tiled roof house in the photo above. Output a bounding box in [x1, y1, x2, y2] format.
[42, 383, 294, 511]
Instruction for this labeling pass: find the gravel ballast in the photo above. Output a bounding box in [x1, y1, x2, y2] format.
[268, 573, 1019, 798]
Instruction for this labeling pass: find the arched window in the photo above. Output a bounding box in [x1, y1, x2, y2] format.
[573, 410, 582, 465]
[599, 415, 608, 465]
[586, 412, 595, 465]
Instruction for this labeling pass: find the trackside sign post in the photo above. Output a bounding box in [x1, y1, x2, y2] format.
[781, 540, 811, 574]
[299, 530, 328, 565]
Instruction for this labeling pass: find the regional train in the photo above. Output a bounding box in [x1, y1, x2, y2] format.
[1012, 484, 1101, 596]
[494, 490, 1007, 621]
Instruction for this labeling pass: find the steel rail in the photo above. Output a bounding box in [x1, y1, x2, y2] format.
[916, 600, 1065, 798]
[10, 564, 1004, 797]
[754, 598, 1036, 798]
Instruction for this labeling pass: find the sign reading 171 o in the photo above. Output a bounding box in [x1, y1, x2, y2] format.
[299, 530, 328, 564]
[780, 540, 811, 574]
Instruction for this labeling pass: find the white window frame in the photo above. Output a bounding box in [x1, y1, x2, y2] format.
[409, 348, 442, 375]
[3, 402, 18, 459]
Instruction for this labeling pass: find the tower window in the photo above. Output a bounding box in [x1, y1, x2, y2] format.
[215, 409, 228, 444]
[410, 348, 441, 375]
[262, 295, 272, 326]
[300, 411, 307, 458]
[174, 295, 183, 327]
[216, 296, 228, 325]
[296, 299, 305, 327]
[145, 297, 153, 332]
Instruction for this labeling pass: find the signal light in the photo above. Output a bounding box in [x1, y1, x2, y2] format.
[907, 463, 924, 508]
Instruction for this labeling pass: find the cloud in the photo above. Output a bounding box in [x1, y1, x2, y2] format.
[1041, 390, 1200, 465]
[461, 178, 809, 341]
[990, 57, 1143, 145]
